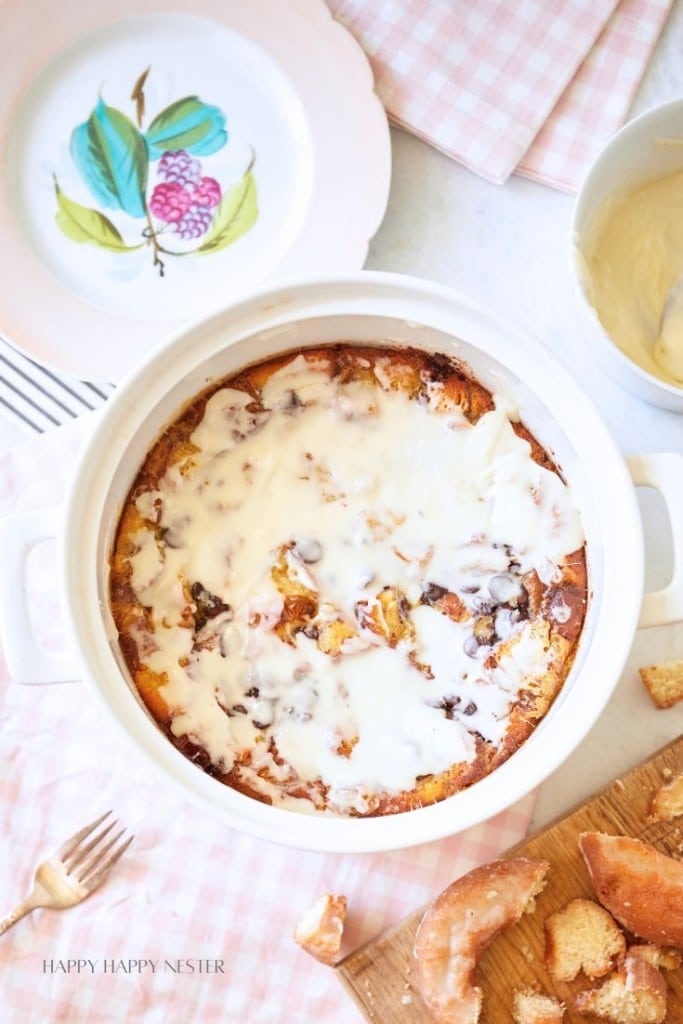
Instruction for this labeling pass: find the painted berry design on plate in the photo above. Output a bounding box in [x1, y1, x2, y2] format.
[158, 149, 202, 188]
[53, 68, 258, 276]
[150, 154, 223, 240]
[149, 181, 193, 224]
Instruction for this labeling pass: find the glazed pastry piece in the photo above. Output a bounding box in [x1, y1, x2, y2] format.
[512, 988, 564, 1024]
[293, 893, 347, 966]
[629, 943, 682, 971]
[579, 831, 683, 947]
[574, 952, 667, 1024]
[544, 897, 625, 981]
[414, 857, 549, 1024]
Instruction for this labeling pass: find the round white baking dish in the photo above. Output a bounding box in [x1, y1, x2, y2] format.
[3, 273, 683, 851]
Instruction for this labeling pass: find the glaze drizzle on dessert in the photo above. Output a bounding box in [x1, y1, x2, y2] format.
[110, 346, 588, 816]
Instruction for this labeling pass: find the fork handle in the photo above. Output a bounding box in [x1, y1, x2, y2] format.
[0, 898, 38, 936]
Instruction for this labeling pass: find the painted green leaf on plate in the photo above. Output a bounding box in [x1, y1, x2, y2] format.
[197, 171, 258, 255]
[146, 97, 227, 159]
[71, 98, 148, 218]
[54, 178, 143, 252]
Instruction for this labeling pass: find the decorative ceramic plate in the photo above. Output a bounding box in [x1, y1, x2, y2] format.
[0, 0, 390, 383]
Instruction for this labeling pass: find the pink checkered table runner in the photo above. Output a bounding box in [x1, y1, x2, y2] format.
[328, 0, 673, 191]
[0, 421, 535, 1023]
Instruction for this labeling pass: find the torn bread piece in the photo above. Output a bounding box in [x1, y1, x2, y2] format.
[545, 896, 625, 981]
[579, 831, 683, 947]
[574, 952, 667, 1024]
[414, 857, 549, 1024]
[648, 771, 683, 821]
[293, 893, 347, 966]
[639, 659, 683, 708]
[629, 943, 682, 971]
[512, 987, 565, 1024]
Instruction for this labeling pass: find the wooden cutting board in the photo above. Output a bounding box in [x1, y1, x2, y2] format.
[337, 735, 683, 1024]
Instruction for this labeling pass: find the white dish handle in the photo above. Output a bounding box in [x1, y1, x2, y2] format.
[0, 506, 80, 684]
[628, 453, 683, 629]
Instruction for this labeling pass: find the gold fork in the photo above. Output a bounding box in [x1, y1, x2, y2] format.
[0, 811, 133, 936]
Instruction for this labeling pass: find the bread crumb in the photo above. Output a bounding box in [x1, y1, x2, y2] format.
[639, 660, 683, 708]
[545, 897, 625, 981]
[648, 772, 683, 822]
[513, 988, 564, 1024]
[575, 952, 667, 1023]
[521, 943, 536, 964]
[293, 894, 346, 966]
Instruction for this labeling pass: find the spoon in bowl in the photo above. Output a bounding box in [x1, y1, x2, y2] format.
[653, 274, 683, 383]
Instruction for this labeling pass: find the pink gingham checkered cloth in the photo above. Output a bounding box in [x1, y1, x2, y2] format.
[328, 0, 673, 191]
[0, 420, 535, 1024]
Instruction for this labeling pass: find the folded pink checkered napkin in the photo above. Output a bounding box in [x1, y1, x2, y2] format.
[328, 0, 673, 191]
[0, 421, 535, 1024]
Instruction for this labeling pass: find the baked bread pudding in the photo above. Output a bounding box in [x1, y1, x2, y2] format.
[109, 344, 588, 816]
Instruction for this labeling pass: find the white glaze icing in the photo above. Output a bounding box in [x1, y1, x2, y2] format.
[123, 352, 585, 814]
[581, 168, 683, 385]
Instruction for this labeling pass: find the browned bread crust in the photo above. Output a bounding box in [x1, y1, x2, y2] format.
[415, 858, 549, 1024]
[579, 831, 683, 948]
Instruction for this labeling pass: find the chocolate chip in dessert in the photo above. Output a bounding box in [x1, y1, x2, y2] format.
[190, 581, 233, 631]
[293, 536, 323, 563]
[488, 573, 523, 605]
[161, 526, 183, 548]
[436, 695, 462, 719]
[421, 582, 448, 604]
[494, 607, 520, 639]
[283, 389, 303, 412]
[463, 635, 480, 658]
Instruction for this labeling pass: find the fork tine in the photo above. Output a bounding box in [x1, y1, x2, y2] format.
[79, 833, 134, 889]
[56, 811, 112, 860]
[75, 828, 125, 882]
[66, 821, 117, 873]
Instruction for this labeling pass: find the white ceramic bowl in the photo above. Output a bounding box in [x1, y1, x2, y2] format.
[4, 272, 683, 852]
[572, 97, 683, 412]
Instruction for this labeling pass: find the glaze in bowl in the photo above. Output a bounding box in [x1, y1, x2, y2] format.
[572, 98, 683, 412]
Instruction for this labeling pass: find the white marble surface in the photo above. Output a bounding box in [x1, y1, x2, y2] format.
[3, 1, 683, 835]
